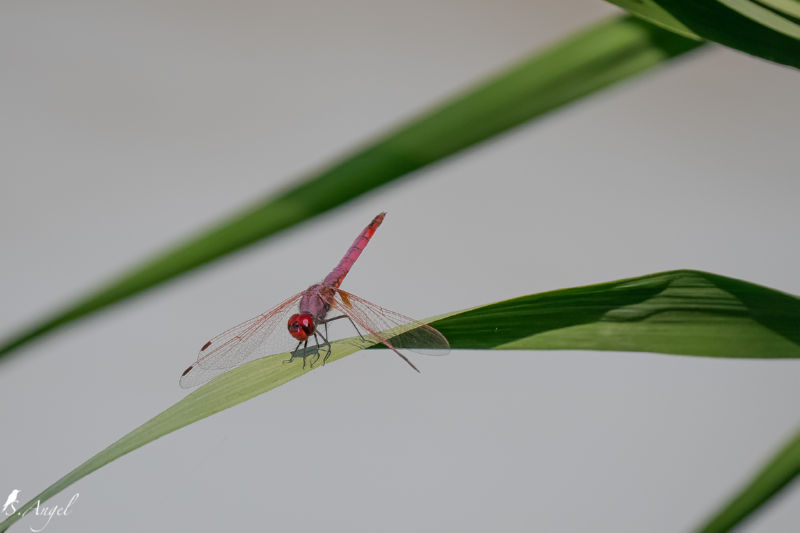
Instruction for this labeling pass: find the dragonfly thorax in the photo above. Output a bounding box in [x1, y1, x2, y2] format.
[288, 313, 315, 341]
[298, 283, 335, 321]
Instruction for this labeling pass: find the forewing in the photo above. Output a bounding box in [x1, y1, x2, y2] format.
[179, 293, 303, 388]
[331, 289, 449, 355]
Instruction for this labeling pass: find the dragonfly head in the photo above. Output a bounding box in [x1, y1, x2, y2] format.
[288, 313, 315, 341]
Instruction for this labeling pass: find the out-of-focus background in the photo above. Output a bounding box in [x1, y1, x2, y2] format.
[2, 1, 800, 531]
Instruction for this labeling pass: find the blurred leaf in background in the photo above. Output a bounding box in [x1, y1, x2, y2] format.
[0, 15, 702, 361]
[698, 427, 800, 532]
[606, 0, 800, 67]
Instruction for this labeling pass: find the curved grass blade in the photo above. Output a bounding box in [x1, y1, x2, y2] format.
[0, 339, 367, 533]
[0, 15, 702, 361]
[3, 269, 800, 532]
[604, 0, 702, 39]
[755, 0, 800, 22]
[605, 0, 800, 68]
[696, 427, 800, 532]
[426, 269, 800, 357]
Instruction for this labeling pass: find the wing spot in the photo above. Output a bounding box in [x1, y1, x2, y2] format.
[181, 365, 193, 377]
[201, 341, 212, 351]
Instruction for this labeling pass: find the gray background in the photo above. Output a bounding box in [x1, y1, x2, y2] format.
[2, 1, 800, 531]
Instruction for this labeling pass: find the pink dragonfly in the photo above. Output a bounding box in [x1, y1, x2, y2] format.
[179, 212, 449, 388]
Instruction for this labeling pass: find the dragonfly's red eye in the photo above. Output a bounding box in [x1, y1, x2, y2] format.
[288, 313, 315, 340]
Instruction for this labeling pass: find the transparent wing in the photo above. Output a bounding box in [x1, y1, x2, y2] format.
[179, 292, 304, 388]
[331, 289, 449, 371]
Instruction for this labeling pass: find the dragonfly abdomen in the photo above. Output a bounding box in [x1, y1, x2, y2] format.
[323, 212, 385, 289]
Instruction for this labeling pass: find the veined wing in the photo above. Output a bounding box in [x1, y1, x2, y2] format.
[331, 289, 449, 371]
[179, 292, 304, 388]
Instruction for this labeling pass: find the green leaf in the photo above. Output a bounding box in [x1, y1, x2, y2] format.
[696, 427, 800, 532]
[756, 0, 800, 22]
[3, 269, 799, 532]
[0, 15, 702, 361]
[603, 0, 703, 39]
[605, 0, 800, 68]
[428, 269, 800, 357]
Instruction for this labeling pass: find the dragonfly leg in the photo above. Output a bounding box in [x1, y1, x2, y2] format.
[320, 314, 367, 341]
[284, 339, 306, 364]
[307, 332, 331, 368]
[310, 333, 323, 368]
[315, 329, 334, 364]
[302, 337, 314, 369]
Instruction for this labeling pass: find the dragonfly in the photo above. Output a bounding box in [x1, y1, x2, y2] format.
[179, 212, 449, 388]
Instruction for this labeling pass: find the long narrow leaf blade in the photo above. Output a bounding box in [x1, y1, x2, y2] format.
[696, 428, 800, 532]
[2, 269, 799, 532]
[604, 0, 702, 39]
[756, 0, 800, 21]
[606, 0, 800, 68]
[428, 269, 800, 357]
[0, 16, 702, 360]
